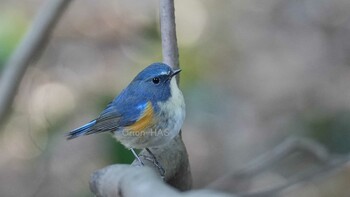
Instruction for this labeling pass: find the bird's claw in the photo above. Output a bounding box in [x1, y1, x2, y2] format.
[142, 155, 165, 177]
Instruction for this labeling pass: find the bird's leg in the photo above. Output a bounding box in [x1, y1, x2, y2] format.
[145, 148, 165, 177]
[130, 148, 144, 166]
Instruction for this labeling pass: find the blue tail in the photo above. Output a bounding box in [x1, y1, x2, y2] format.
[66, 120, 96, 140]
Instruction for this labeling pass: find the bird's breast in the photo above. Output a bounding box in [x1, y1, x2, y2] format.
[155, 78, 185, 136]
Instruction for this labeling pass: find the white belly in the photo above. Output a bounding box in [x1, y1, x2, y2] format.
[154, 78, 185, 145]
[114, 78, 185, 148]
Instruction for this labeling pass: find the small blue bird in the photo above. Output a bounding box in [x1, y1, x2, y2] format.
[67, 62, 185, 174]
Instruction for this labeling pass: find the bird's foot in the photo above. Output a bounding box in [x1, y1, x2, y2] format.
[144, 148, 165, 178]
[130, 148, 144, 166]
[130, 148, 165, 178]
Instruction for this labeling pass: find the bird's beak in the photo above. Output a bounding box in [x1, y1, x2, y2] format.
[170, 69, 181, 78]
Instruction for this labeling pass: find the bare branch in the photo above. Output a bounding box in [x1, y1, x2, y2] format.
[206, 137, 350, 196]
[241, 155, 350, 197]
[90, 164, 233, 197]
[160, 0, 180, 81]
[157, 0, 192, 190]
[0, 0, 71, 124]
[236, 137, 330, 177]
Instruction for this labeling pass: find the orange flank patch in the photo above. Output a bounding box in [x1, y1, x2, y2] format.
[127, 102, 154, 132]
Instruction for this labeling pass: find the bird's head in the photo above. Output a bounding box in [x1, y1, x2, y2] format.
[131, 62, 181, 102]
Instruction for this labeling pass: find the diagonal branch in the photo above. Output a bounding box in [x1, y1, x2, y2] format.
[206, 137, 350, 196]
[0, 0, 72, 124]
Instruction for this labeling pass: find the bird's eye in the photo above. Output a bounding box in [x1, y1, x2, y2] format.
[152, 77, 160, 84]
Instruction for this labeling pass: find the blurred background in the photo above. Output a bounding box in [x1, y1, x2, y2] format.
[1, 0, 350, 196]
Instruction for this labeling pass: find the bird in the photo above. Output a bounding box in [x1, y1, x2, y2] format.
[66, 62, 185, 175]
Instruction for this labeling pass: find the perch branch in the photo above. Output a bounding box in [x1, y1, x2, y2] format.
[90, 0, 193, 196]
[0, 0, 71, 124]
[90, 164, 233, 197]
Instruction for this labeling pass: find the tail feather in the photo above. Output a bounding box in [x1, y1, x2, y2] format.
[66, 120, 96, 140]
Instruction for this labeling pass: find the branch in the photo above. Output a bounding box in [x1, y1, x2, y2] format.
[235, 137, 330, 178]
[160, 0, 180, 81]
[90, 164, 233, 197]
[206, 137, 350, 196]
[242, 155, 350, 197]
[157, 0, 192, 189]
[0, 0, 71, 124]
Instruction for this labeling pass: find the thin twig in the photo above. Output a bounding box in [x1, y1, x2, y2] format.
[236, 137, 330, 177]
[207, 137, 331, 194]
[0, 0, 71, 124]
[242, 155, 350, 197]
[206, 137, 350, 196]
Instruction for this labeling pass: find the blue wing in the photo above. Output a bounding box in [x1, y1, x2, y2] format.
[66, 86, 148, 139]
